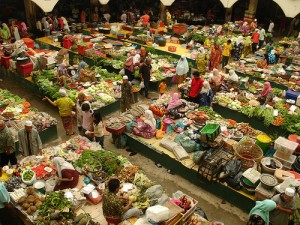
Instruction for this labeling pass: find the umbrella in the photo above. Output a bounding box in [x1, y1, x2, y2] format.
[31, 0, 58, 13]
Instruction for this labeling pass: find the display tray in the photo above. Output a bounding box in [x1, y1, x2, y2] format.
[125, 133, 255, 212]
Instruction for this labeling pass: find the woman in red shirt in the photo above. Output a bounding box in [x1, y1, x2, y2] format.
[188, 71, 204, 103]
[252, 29, 260, 53]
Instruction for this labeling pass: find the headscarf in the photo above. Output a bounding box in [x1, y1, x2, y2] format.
[244, 36, 252, 46]
[144, 110, 156, 130]
[199, 47, 206, 55]
[235, 36, 244, 46]
[242, 22, 248, 27]
[133, 54, 141, 64]
[167, 93, 182, 110]
[200, 81, 211, 94]
[1, 23, 11, 39]
[211, 69, 222, 86]
[176, 55, 189, 76]
[78, 61, 87, 73]
[229, 69, 239, 82]
[52, 157, 74, 178]
[261, 82, 272, 97]
[58, 63, 67, 76]
[249, 200, 276, 225]
[21, 22, 27, 32]
[59, 88, 67, 97]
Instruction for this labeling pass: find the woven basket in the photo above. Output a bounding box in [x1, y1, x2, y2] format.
[235, 141, 263, 169]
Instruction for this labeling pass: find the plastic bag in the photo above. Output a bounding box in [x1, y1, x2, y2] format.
[156, 129, 165, 139]
[224, 171, 243, 190]
[220, 159, 241, 179]
[45, 177, 56, 193]
[140, 81, 145, 89]
[145, 185, 163, 200]
[194, 207, 208, 220]
[193, 151, 205, 164]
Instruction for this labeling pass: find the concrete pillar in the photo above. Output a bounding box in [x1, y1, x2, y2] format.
[225, 8, 233, 22]
[244, 0, 258, 22]
[24, 0, 36, 28]
[159, 3, 166, 23]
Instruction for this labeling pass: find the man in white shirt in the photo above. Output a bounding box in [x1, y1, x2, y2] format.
[258, 26, 266, 49]
[121, 11, 127, 23]
[268, 19, 275, 33]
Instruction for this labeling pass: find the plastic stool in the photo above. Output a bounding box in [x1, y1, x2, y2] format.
[105, 216, 121, 225]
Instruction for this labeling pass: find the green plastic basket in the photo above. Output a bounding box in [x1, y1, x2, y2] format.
[200, 124, 221, 142]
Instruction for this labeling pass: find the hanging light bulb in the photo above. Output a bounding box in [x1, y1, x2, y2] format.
[99, 0, 109, 5]
[160, 0, 175, 6]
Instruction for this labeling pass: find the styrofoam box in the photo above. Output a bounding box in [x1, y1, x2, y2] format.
[146, 205, 170, 223]
[274, 137, 298, 156]
[274, 151, 297, 170]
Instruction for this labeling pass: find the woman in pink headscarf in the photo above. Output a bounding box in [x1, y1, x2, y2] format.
[258, 82, 274, 105]
[209, 69, 224, 94]
[167, 93, 182, 110]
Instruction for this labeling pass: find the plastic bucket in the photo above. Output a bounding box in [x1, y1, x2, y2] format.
[256, 134, 272, 154]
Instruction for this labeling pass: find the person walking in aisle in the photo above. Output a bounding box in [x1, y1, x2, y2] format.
[85, 111, 105, 148]
[120, 76, 135, 112]
[247, 199, 276, 225]
[209, 43, 223, 70]
[18, 120, 42, 156]
[140, 57, 152, 98]
[258, 26, 266, 49]
[0, 120, 16, 167]
[176, 55, 189, 84]
[268, 19, 275, 33]
[221, 39, 232, 69]
[82, 102, 94, 141]
[252, 29, 260, 53]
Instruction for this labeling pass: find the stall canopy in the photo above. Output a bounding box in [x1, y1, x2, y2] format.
[31, 0, 58, 13]
[273, 0, 300, 18]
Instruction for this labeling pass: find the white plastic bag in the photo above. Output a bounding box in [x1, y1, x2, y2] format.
[45, 177, 57, 193]
[140, 81, 145, 89]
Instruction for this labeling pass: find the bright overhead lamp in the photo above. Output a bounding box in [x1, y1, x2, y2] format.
[160, 0, 175, 6]
[99, 0, 109, 5]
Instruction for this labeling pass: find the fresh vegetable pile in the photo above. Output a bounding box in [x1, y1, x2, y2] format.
[22, 170, 35, 181]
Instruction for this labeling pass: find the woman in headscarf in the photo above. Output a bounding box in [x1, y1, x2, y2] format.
[209, 43, 223, 71]
[144, 110, 156, 130]
[242, 22, 249, 34]
[188, 71, 204, 103]
[57, 63, 71, 86]
[43, 89, 75, 136]
[199, 81, 214, 107]
[196, 47, 208, 74]
[176, 55, 189, 84]
[10, 21, 20, 41]
[247, 199, 276, 225]
[234, 36, 244, 61]
[258, 82, 274, 105]
[209, 68, 224, 94]
[20, 22, 28, 37]
[78, 61, 95, 82]
[167, 93, 182, 110]
[1, 23, 11, 44]
[268, 50, 277, 64]
[243, 36, 252, 57]
[76, 92, 87, 135]
[52, 157, 79, 191]
[124, 53, 140, 81]
[227, 69, 239, 89]
[166, 10, 172, 25]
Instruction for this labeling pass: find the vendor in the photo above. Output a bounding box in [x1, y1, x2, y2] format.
[78, 61, 96, 82]
[140, 47, 147, 63]
[209, 68, 224, 94]
[257, 82, 274, 105]
[144, 110, 156, 130]
[268, 50, 277, 64]
[196, 47, 208, 74]
[167, 93, 183, 110]
[199, 81, 214, 107]
[188, 71, 204, 103]
[257, 55, 268, 69]
[52, 157, 79, 191]
[57, 63, 71, 86]
[227, 69, 239, 89]
[176, 55, 189, 84]
[209, 43, 222, 71]
[248, 199, 276, 225]
[103, 178, 141, 221]
[124, 53, 140, 81]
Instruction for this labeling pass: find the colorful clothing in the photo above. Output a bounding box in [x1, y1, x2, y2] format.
[209, 47, 222, 70]
[102, 190, 125, 219]
[196, 54, 208, 74]
[54, 169, 79, 191]
[222, 43, 232, 57]
[159, 82, 167, 94]
[248, 200, 276, 225]
[121, 82, 133, 112]
[0, 182, 10, 209]
[61, 116, 73, 135]
[140, 14, 150, 25]
[199, 89, 214, 106]
[189, 78, 204, 98]
[53, 97, 75, 117]
[1, 24, 11, 43]
[234, 43, 244, 61]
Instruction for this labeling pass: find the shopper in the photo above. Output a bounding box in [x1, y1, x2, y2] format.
[76, 92, 86, 135]
[247, 199, 276, 225]
[209, 43, 222, 70]
[52, 157, 79, 191]
[270, 188, 296, 225]
[227, 69, 239, 89]
[209, 68, 224, 94]
[85, 111, 104, 148]
[18, 120, 42, 156]
[243, 36, 252, 57]
[221, 39, 232, 68]
[250, 19, 257, 31]
[233, 36, 244, 61]
[140, 47, 148, 63]
[103, 178, 141, 221]
[268, 19, 275, 33]
[140, 57, 152, 98]
[258, 26, 266, 49]
[199, 81, 214, 107]
[121, 11, 127, 23]
[0, 120, 16, 167]
[1, 23, 11, 44]
[158, 79, 167, 96]
[124, 54, 140, 81]
[43, 89, 75, 136]
[241, 21, 249, 34]
[140, 11, 150, 27]
[196, 47, 208, 74]
[120, 76, 134, 112]
[252, 29, 260, 53]
[144, 110, 156, 130]
[176, 55, 189, 84]
[257, 82, 274, 105]
[81, 102, 94, 141]
[188, 71, 204, 103]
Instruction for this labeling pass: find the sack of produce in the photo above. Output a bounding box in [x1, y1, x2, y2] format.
[175, 134, 196, 153]
[21, 170, 36, 185]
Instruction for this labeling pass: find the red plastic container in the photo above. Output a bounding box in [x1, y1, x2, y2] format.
[83, 36, 91, 42]
[172, 23, 188, 35]
[63, 38, 72, 49]
[1, 56, 11, 69]
[21, 38, 34, 48]
[78, 45, 89, 55]
[17, 62, 33, 77]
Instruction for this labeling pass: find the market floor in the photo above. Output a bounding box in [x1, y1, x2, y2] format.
[0, 77, 248, 225]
